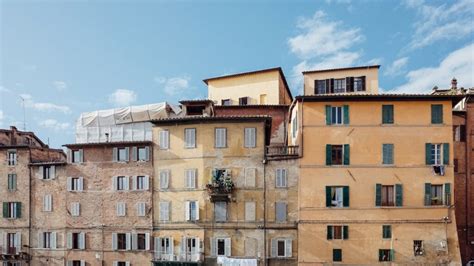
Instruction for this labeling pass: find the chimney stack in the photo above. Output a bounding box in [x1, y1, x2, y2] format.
[451, 77, 457, 90]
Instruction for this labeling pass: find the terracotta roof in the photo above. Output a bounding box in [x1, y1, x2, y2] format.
[179, 99, 213, 104]
[63, 140, 153, 148]
[296, 93, 464, 104]
[150, 115, 272, 124]
[214, 104, 289, 109]
[302, 65, 381, 74]
[202, 67, 293, 101]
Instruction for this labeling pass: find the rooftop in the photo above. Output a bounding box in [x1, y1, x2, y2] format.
[302, 65, 381, 74]
[296, 93, 464, 104]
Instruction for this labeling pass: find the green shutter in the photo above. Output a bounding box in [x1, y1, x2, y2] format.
[383, 225, 392, 239]
[424, 183, 432, 206]
[431, 104, 443, 124]
[343, 105, 349, 125]
[395, 184, 403, 207]
[3, 202, 7, 218]
[326, 105, 332, 125]
[333, 249, 342, 262]
[390, 249, 394, 261]
[326, 144, 332, 166]
[375, 184, 382, 206]
[379, 249, 383, 261]
[383, 144, 394, 165]
[326, 187, 332, 207]
[443, 143, 449, 165]
[343, 226, 349, 239]
[16, 202, 21, 218]
[343, 144, 350, 165]
[327, 225, 333, 240]
[382, 105, 394, 124]
[425, 143, 432, 165]
[444, 183, 451, 206]
[343, 186, 350, 207]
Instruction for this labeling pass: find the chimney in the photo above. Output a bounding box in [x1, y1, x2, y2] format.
[451, 77, 457, 90]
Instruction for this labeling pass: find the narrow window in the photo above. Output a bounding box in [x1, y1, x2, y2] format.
[43, 166, 51, 179]
[71, 149, 82, 163]
[381, 185, 395, 206]
[244, 128, 256, 148]
[217, 238, 226, 256]
[137, 233, 146, 250]
[353, 77, 365, 91]
[431, 104, 443, 124]
[331, 106, 343, 125]
[414, 240, 424, 256]
[184, 128, 196, 148]
[382, 225, 392, 239]
[316, 80, 326, 94]
[275, 202, 287, 222]
[275, 169, 288, 188]
[214, 201, 227, 222]
[431, 144, 442, 165]
[331, 145, 343, 165]
[7, 174, 17, 191]
[7, 150, 17, 166]
[379, 249, 393, 261]
[137, 146, 148, 161]
[430, 185, 443, 205]
[117, 148, 128, 162]
[277, 240, 286, 257]
[382, 105, 394, 124]
[116, 176, 127, 191]
[117, 233, 127, 250]
[382, 144, 394, 165]
[333, 249, 342, 262]
[136, 176, 146, 190]
[160, 237, 171, 254]
[330, 187, 344, 207]
[215, 128, 227, 148]
[159, 130, 169, 149]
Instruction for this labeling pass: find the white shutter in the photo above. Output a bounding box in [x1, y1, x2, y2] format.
[125, 147, 130, 161]
[39, 166, 44, 179]
[79, 232, 85, 249]
[80, 260, 85, 266]
[124, 176, 129, 190]
[160, 170, 169, 189]
[137, 202, 146, 217]
[245, 201, 256, 221]
[78, 177, 84, 191]
[160, 130, 169, 149]
[50, 165, 56, 179]
[282, 169, 288, 187]
[67, 177, 72, 191]
[245, 168, 256, 187]
[170, 236, 174, 255]
[51, 232, 57, 249]
[276, 169, 281, 187]
[285, 239, 292, 257]
[112, 233, 117, 250]
[145, 233, 150, 250]
[0, 231, 4, 254]
[67, 232, 72, 249]
[112, 176, 117, 191]
[160, 202, 169, 221]
[125, 262, 130, 266]
[38, 232, 43, 248]
[116, 203, 121, 216]
[15, 232, 21, 253]
[112, 148, 118, 162]
[67, 261, 73, 266]
[131, 176, 137, 190]
[113, 262, 118, 266]
[154, 237, 161, 257]
[126, 233, 131, 250]
[131, 233, 137, 250]
[185, 202, 190, 221]
[145, 146, 150, 161]
[225, 238, 231, 256]
[210, 237, 216, 257]
[195, 201, 199, 220]
[131, 147, 138, 161]
[271, 239, 277, 257]
[144, 175, 150, 190]
[245, 128, 256, 148]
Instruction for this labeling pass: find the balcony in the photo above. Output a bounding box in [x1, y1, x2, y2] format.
[265, 145, 299, 160]
[206, 169, 234, 202]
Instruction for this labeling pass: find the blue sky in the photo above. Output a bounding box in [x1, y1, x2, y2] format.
[1, 0, 473, 148]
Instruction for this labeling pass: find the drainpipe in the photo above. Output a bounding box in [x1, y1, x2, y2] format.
[465, 95, 471, 260]
[263, 157, 267, 266]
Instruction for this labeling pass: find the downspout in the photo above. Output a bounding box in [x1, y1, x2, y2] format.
[263, 158, 267, 266]
[465, 95, 471, 260]
[28, 148, 32, 265]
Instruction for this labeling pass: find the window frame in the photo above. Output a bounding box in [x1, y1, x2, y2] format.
[136, 175, 146, 190]
[221, 99, 231, 106]
[137, 146, 148, 161]
[381, 185, 395, 207]
[7, 150, 17, 166]
[331, 106, 344, 125]
[215, 128, 227, 148]
[244, 127, 256, 148]
[329, 187, 344, 208]
[316, 80, 326, 94]
[184, 128, 196, 149]
[214, 201, 227, 222]
[331, 145, 344, 165]
[71, 150, 81, 164]
[334, 78, 346, 93]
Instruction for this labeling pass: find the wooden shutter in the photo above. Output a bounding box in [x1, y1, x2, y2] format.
[425, 143, 433, 165]
[67, 232, 72, 249]
[15, 232, 21, 253]
[124, 176, 129, 190]
[210, 237, 216, 257]
[124, 147, 130, 161]
[51, 232, 57, 249]
[131, 176, 137, 190]
[131, 233, 138, 250]
[112, 148, 118, 162]
[330, 78, 334, 93]
[375, 184, 382, 206]
[126, 233, 131, 250]
[276, 202, 287, 222]
[195, 201, 199, 220]
[160, 130, 169, 149]
[79, 232, 85, 249]
[79, 149, 83, 163]
[50, 166, 56, 179]
[343, 105, 349, 125]
[443, 143, 449, 165]
[343, 186, 350, 207]
[112, 233, 117, 250]
[346, 77, 353, 92]
[270, 239, 277, 257]
[160, 170, 169, 189]
[326, 144, 332, 165]
[185, 202, 190, 221]
[16, 202, 21, 218]
[314, 79, 319, 94]
[285, 239, 292, 257]
[431, 104, 443, 124]
[424, 183, 432, 206]
[144, 175, 150, 190]
[78, 177, 84, 191]
[67, 177, 72, 191]
[343, 144, 350, 165]
[245, 168, 256, 188]
[395, 184, 403, 206]
[131, 147, 138, 161]
[245, 202, 256, 221]
[327, 226, 333, 240]
[325, 187, 332, 207]
[361, 76, 366, 91]
[325, 79, 330, 94]
[154, 237, 161, 257]
[38, 232, 43, 248]
[444, 183, 451, 206]
[160, 202, 169, 221]
[343, 226, 349, 239]
[325, 105, 332, 125]
[224, 238, 231, 256]
[145, 146, 150, 161]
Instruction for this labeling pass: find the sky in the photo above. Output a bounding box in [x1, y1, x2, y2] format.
[0, 0, 473, 148]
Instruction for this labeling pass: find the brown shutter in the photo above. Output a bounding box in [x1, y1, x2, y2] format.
[361, 76, 366, 91]
[346, 77, 354, 92]
[325, 79, 330, 94]
[314, 80, 319, 94]
[330, 79, 334, 93]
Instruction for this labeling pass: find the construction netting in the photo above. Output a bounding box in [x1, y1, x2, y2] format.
[75, 102, 181, 143]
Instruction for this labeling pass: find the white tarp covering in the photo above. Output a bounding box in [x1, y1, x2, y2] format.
[75, 102, 181, 143]
[217, 257, 258, 266]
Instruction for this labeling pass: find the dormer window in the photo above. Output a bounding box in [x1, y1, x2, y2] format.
[187, 105, 205, 116]
[239, 97, 249, 106]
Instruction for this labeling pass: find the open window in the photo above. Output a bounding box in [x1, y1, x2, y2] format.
[414, 240, 424, 256]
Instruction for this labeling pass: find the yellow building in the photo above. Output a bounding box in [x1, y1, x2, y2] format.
[289, 66, 462, 264]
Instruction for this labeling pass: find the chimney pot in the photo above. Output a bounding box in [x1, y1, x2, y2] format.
[451, 77, 457, 89]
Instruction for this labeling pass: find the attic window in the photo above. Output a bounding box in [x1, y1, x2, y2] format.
[187, 105, 205, 116]
[239, 97, 249, 106]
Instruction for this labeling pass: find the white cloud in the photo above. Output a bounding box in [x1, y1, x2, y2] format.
[53, 81, 67, 91]
[393, 43, 474, 93]
[288, 10, 365, 91]
[404, 0, 474, 50]
[108, 89, 137, 106]
[154, 76, 190, 95]
[0, 110, 4, 125]
[385, 57, 409, 77]
[19, 93, 71, 114]
[367, 58, 383, 65]
[38, 119, 70, 131]
[0, 86, 10, 93]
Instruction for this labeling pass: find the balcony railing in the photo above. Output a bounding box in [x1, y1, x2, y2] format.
[206, 169, 234, 202]
[265, 145, 299, 159]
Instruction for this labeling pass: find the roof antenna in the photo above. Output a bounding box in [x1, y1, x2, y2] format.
[19, 95, 26, 131]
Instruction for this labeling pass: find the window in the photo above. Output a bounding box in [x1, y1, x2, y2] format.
[244, 128, 256, 148]
[382, 144, 394, 165]
[185, 169, 197, 189]
[379, 249, 393, 261]
[134, 175, 148, 190]
[42, 166, 52, 179]
[71, 149, 82, 163]
[137, 202, 146, 217]
[382, 225, 391, 239]
[67, 177, 83, 192]
[425, 183, 451, 206]
[213, 238, 230, 257]
[137, 233, 146, 250]
[43, 194, 52, 212]
[116, 202, 126, 216]
[115, 147, 128, 162]
[316, 80, 326, 94]
[136, 146, 149, 161]
[414, 240, 424, 256]
[326, 186, 349, 208]
[454, 159, 458, 173]
[326, 144, 350, 166]
[116, 233, 128, 250]
[114, 262, 128, 266]
[431, 104, 443, 124]
[215, 128, 227, 148]
[185, 201, 199, 221]
[114, 176, 129, 191]
[381, 185, 394, 206]
[158, 237, 172, 254]
[431, 144, 441, 165]
[7, 174, 16, 191]
[159, 130, 169, 149]
[160, 170, 170, 189]
[40, 232, 56, 249]
[184, 128, 196, 148]
[275, 202, 287, 222]
[3, 202, 21, 218]
[327, 225, 348, 240]
[430, 184, 443, 205]
[375, 184, 403, 207]
[331, 106, 343, 125]
[260, 94, 267, 104]
[382, 105, 394, 124]
[353, 77, 365, 91]
[245, 202, 256, 221]
[275, 168, 287, 188]
[239, 97, 248, 105]
[187, 105, 205, 116]
[244, 168, 256, 188]
[69, 261, 85, 266]
[334, 79, 346, 93]
[159, 201, 170, 221]
[326, 105, 349, 125]
[214, 202, 227, 222]
[6, 232, 20, 254]
[71, 202, 80, 217]
[453, 125, 466, 142]
[426, 143, 449, 166]
[271, 238, 292, 258]
[221, 99, 231, 106]
[217, 239, 226, 256]
[7, 150, 17, 166]
[185, 237, 198, 256]
[333, 249, 342, 262]
[292, 115, 297, 138]
[69, 232, 85, 250]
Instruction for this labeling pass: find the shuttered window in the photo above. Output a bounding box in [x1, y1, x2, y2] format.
[71, 149, 83, 163]
[159, 130, 170, 149]
[215, 128, 227, 148]
[275, 202, 287, 222]
[375, 184, 403, 207]
[382, 105, 394, 124]
[327, 225, 349, 240]
[136, 202, 146, 217]
[245, 201, 256, 221]
[326, 106, 349, 125]
[244, 128, 256, 148]
[116, 202, 126, 216]
[333, 249, 342, 262]
[3, 202, 21, 218]
[67, 232, 85, 250]
[326, 144, 350, 165]
[275, 169, 288, 188]
[184, 128, 196, 148]
[382, 225, 392, 239]
[424, 183, 451, 206]
[160, 170, 170, 189]
[382, 144, 394, 165]
[270, 238, 292, 258]
[431, 104, 443, 124]
[379, 249, 394, 261]
[159, 201, 170, 221]
[214, 202, 227, 222]
[71, 202, 80, 217]
[326, 186, 349, 207]
[133, 175, 149, 191]
[113, 147, 129, 162]
[67, 177, 84, 192]
[185, 169, 197, 189]
[7, 174, 17, 191]
[185, 201, 199, 221]
[43, 195, 52, 212]
[212, 237, 231, 257]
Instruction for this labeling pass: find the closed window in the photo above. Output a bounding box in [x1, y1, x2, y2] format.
[245, 202, 256, 221]
[382, 225, 391, 239]
[431, 104, 443, 124]
[159, 130, 169, 149]
[159, 201, 170, 221]
[316, 80, 326, 94]
[331, 106, 343, 125]
[7, 174, 16, 191]
[430, 184, 443, 205]
[7, 150, 17, 166]
[327, 225, 348, 240]
[135, 176, 147, 190]
[136, 202, 146, 217]
[382, 144, 394, 165]
[117, 148, 128, 162]
[244, 128, 256, 148]
[116, 202, 126, 216]
[376, 184, 402, 207]
[160, 170, 170, 189]
[382, 105, 394, 124]
[3, 202, 21, 218]
[215, 128, 227, 148]
[214, 202, 227, 222]
[137, 146, 148, 161]
[185, 169, 197, 189]
[185, 237, 198, 255]
[184, 128, 196, 148]
[71, 149, 82, 163]
[43, 194, 52, 212]
[275, 202, 287, 222]
[159, 237, 172, 254]
[275, 169, 287, 188]
[186, 201, 198, 221]
[353, 77, 364, 91]
[68, 177, 83, 192]
[71, 202, 80, 216]
[41, 232, 55, 249]
[334, 79, 346, 93]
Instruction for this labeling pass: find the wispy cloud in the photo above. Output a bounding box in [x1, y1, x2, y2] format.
[53, 81, 67, 91]
[38, 119, 70, 131]
[0, 86, 10, 93]
[108, 89, 137, 106]
[0, 110, 4, 126]
[393, 43, 474, 93]
[154, 75, 190, 96]
[404, 0, 474, 50]
[288, 10, 365, 90]
[19, 93, 71, 114]
[385, 57, 409, 77]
